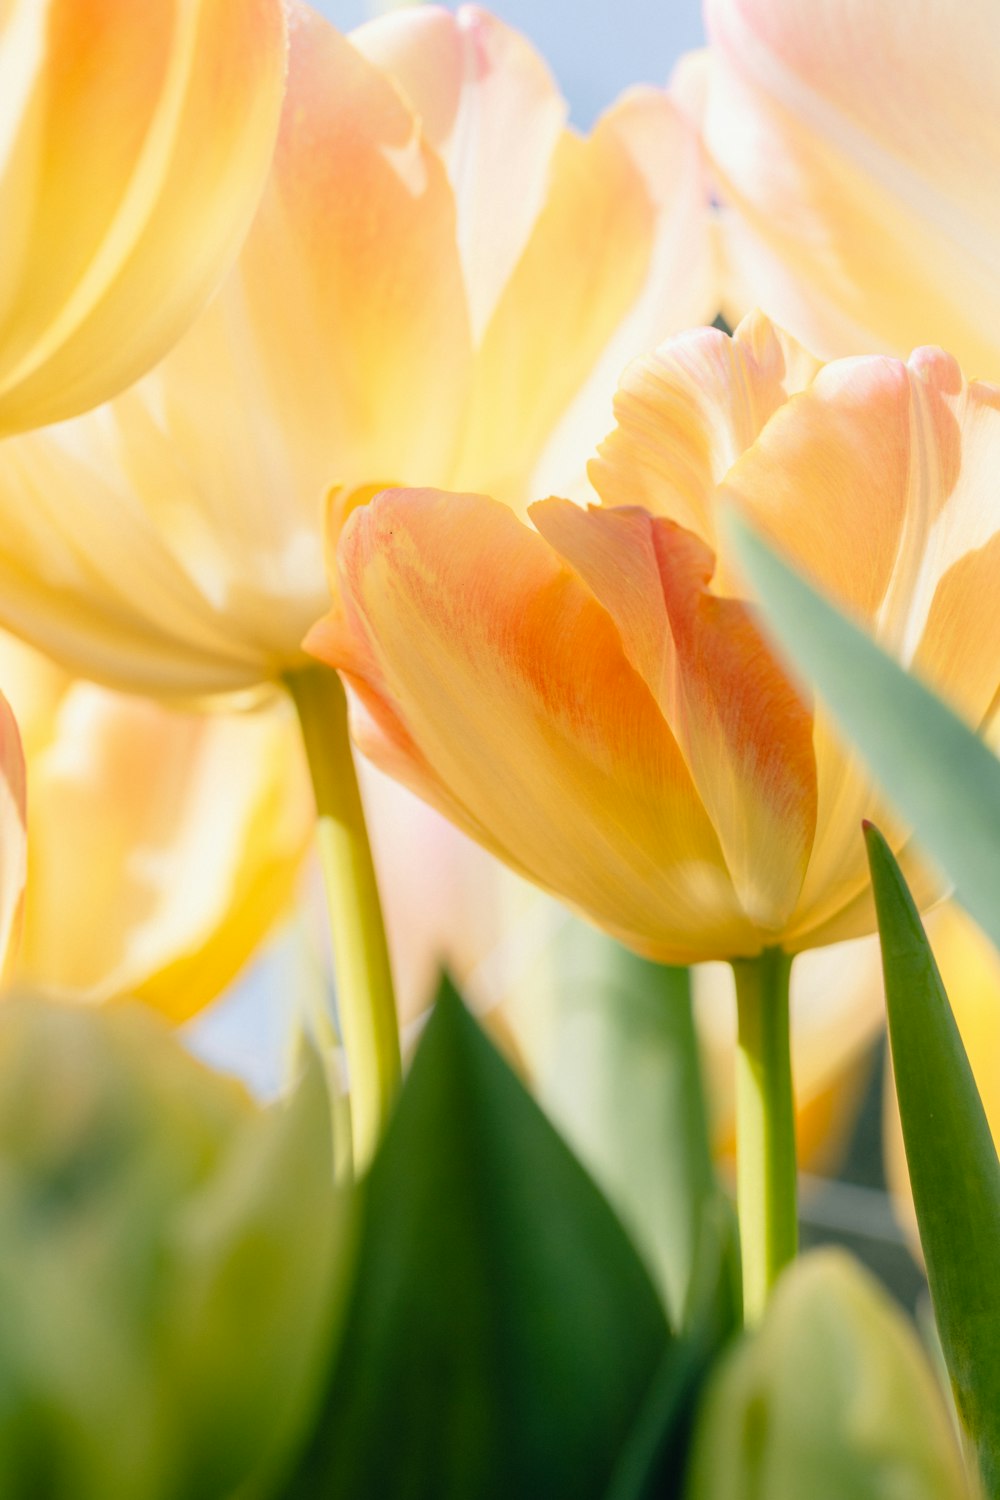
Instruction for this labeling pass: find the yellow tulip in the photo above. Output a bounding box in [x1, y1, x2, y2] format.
[311, 312, 1000, 963]
[700, 0, 1000, 373]
[0, 2, 716, 696]
[0, 0, 287, 434]
[0, 635, 311, 1021]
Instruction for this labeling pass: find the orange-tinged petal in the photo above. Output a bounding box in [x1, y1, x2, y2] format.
[353, 4, 566, 341]
[311, 487, 759, 964]
[703, 0, 1000, 373]
[532, 500, 817, 931]
[15, 686, 311, 1021]
[589, 312, 821, 546]
[450, 85, 716, 508]
[205, 3, 471, 494]
[0, 0, 287, 433]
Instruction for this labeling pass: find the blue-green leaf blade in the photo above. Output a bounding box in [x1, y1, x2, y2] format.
[726, 512, 1000, 953]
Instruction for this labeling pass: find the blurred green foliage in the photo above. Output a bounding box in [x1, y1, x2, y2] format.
[0, 994, 347, 1500]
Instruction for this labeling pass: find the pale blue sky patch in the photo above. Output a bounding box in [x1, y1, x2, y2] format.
[315, 0, 706, 126]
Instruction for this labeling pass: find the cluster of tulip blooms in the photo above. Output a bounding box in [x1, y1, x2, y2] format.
[2, 0, 1000, 1495]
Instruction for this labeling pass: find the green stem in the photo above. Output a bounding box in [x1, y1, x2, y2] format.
[286, 665, 401, 1170]
[731, 947, 797, 1324]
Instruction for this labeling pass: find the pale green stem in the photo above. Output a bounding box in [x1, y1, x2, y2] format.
[286, 665, 401, 1170]
[731, 947, 797, 1325]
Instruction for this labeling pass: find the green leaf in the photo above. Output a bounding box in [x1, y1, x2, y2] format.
[534, 919, 722, 1326]
[0, 994, 346, 1500]
[284, 976, 670, 1500]
[725, 512, 1000, 954]
[605, 1202, 741, 1500]
[866, 826, 1000, 1497]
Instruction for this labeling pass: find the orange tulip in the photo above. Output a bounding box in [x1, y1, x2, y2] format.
[699, 0, 1000, 373]
[0, 2, 716, 697]
[311, 312, 1000, 963]
[0, 0, 287, 434]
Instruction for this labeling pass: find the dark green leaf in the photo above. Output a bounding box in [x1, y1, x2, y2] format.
[866, 825, 1000, 1498]
[726, 513, 1000, 954]
[284, 976, 670, 1500]
[605, 1202, 741, 1500]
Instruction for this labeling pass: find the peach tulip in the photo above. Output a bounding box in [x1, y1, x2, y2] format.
[0, 635, 311, 1021]
[312, 312, 1000, 963]
[699, 0, 1000, 374]
[0, 0, 287, 434]
[0, 3, 715, 697]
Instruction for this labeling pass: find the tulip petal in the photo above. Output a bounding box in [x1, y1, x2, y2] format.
[589, 313, 820, 548]
[16, 688, 311, 1021]
[0, 0, 287, 433]
[0, 690, 25, 978]
[0, 7, 476, 695]
[352, 4, 566, 341]
[312, 488, 760, 964]
[723, 347, 1000, 940]
[451, 88, 715, 508]
[525, 86, 720, 504]
[200, 5, 472, 494]
[703, 0, 1000, 373]
[532, 500, 817, 931]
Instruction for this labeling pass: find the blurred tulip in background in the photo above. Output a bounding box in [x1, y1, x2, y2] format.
[0, 2, 715, 698]
[0, 0, 288, 435]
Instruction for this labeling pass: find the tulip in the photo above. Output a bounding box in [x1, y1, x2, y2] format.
[0, 2, 717, 1164]
[0, 0, 287, 435]
[314, 311, 1000, 964]
[699, 0, 1000, 375]
[0, 633, 312, 1021]
[685, 1250, 970, 1499]
[314, 309, 1000, 1297]
[0, 2, 715, 696]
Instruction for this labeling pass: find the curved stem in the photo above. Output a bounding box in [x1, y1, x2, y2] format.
[286, 665, 401, 1170]
[731, 947, 797, 1324]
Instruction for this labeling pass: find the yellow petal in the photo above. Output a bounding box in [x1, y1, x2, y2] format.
[451, 85, 717, 508]
[352, 4, 566, 341]
[312, 487, 759, 964]
[15, 684, 311, 1022]
[590, 311, 821, 546]
[0, 7, 473, 695]
[703, 0, 1000, 374]
[0, 687, 25, 979]
[0, 0, 287, 433]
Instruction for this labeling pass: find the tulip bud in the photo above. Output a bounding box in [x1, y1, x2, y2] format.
[684, 1250, 971, 1500]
